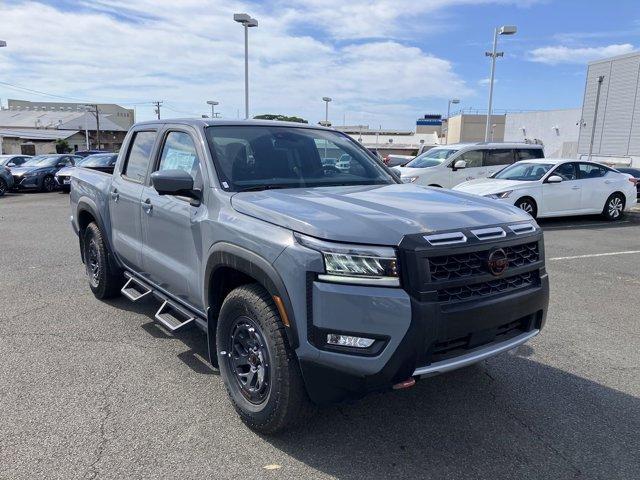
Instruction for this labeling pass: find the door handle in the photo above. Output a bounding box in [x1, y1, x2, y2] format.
[604, 180, 611, 184]
[571, 186, 580, 190]
[142, 198, 153, 214]
[111, 189, 119, 202]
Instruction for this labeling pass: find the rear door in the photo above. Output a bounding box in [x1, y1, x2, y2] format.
[109, 129, 158, 270]
[576, 162, 614, 212]
[140, 127, 206, 308]
[542, 162, 582, 214]
[483, 148, 515, 177]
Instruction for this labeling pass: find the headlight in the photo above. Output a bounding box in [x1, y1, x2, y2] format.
[484, 190, 513, 199]
[294, 233, 399, 287]
[402, 176, 418, 184]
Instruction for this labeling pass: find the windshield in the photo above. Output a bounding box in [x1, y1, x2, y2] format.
[405, 148, 458, 168]
[80, 154, 118, 167]
[205, 126, 397, 191]
[22, 155, 61, 167]
[494, 162, 554, 181]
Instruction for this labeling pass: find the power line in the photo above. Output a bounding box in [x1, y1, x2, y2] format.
[153, 100, 163, 119]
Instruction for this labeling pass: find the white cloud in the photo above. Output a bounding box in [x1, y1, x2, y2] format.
[529, 43, 636, 65]
[0, 1, 477, 127]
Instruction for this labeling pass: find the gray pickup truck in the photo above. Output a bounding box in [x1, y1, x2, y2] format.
[70, 119, 549, 433]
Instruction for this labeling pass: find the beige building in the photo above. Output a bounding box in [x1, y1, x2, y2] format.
[0, 128, 84, 155]
[445, 114, 505, 144]
[7, 99, 135, 130]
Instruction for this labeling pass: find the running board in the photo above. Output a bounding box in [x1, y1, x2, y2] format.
[154, 300, 195, 332]
[121, 275, 152, 301]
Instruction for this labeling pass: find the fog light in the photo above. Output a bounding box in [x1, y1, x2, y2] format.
[326, 334, 375, 348]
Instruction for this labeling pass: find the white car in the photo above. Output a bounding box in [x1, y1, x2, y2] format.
[453, 159, 637, 220]
[394, 143, 544, 189]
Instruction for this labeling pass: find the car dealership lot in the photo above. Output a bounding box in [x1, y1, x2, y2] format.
[1, 192, 639, 480]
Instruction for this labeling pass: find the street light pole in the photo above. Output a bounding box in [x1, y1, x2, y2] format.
[234, 14, 258, 120]
[0, 40, 6, 153]
[484, 25, 516, 142]
[322, 96, 332, 124]
[207, 100, 219, 119]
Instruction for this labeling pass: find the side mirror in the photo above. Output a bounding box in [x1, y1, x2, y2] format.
[151, 169, 200, 201]
[452, 159, 467, 170]
[7, 162, 15, 167]
[57, 163, 66, 167]
[547, 175, 563, 184]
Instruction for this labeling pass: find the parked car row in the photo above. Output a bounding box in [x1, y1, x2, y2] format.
[0, 152, 116, 196]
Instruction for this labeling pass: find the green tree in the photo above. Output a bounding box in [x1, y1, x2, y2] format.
[55, 139, 71, 153]
[253, 114, 308, 124]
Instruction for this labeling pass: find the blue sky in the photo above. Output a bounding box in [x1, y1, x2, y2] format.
[0, 0, 639, 129]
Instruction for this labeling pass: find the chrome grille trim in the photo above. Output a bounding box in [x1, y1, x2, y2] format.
[423, 232, 467, 246]
[508, 223, 536, 235]
[470, 226, 506, 240]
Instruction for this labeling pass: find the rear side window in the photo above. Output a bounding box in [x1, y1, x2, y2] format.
[123, 131, 156, 182]
[578, 163, 608, 179]
[484, 149, 514, 167]
[516, 148, 544, 160]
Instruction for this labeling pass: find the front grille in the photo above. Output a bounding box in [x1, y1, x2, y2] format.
[437, 271, 538, 302]
[429, 241, 539, 281]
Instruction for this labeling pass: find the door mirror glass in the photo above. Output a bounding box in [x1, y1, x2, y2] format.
[151, 169, 196, 196]
[453, 159, 466, 170]
[547, 175, 563, 184]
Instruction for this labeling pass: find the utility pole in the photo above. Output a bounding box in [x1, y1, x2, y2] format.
[153, 100, 163, 120]
[83, 104, 101, 149]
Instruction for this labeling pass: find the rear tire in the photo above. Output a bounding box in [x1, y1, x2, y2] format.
[0, 178, 7, 197]
[82, 222, 122, 299]
[216, 284, 314, 434]
[515, 197, 537, 219]
[602, 193, 625, 221]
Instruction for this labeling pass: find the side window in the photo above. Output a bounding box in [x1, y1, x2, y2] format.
[577, 163, 607, 179]
[457, 150, 483, 168]
[123, 131, 156, 182]
[157, 131, 201, 182]
[484, 149, 514, 167]
[517, 149, 544, 161]
[552, 163, 578, 181]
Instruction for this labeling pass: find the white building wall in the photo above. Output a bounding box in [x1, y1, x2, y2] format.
[504, 109, 581, 158]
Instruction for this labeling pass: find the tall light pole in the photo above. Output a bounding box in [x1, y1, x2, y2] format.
[207, 100, 219, 119]
[322, 96, 332, 125]
[234, 13, 258, 119]
[0, 40, 6, 153]
[484, 25, 517, 141]
[445, 98, 460, 144]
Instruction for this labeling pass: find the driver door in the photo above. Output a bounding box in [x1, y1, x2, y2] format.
[450, 150, 484, 186]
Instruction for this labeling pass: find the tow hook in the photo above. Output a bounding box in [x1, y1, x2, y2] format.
[392, 377, 416, 390]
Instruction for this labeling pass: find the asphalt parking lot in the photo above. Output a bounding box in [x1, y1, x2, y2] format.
[1, 191, 639, 480]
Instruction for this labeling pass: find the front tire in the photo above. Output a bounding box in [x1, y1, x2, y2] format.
[515, 197, 538, 219]
[602, 193, 625, 221]
[216, 284, 314, 434]
[82, 223, 122, 299]
[0, 178, 7, 197]
[41, 175, 56, 192]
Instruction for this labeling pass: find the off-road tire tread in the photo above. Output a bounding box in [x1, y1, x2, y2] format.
[83, 222, 122, 299]
[218, 283, 315, 434]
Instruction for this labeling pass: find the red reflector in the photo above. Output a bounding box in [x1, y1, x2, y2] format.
[392, 377, 416, 390]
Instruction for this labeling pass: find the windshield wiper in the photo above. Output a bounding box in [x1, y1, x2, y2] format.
[235, 184, 292, 193]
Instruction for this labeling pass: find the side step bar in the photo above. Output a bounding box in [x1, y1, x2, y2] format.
[121, 274, 152, 301]
[154, 300, 195, 332]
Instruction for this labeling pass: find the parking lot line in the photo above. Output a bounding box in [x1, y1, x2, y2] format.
[543, 221, 630, 230]
[549, 250, 640, 261]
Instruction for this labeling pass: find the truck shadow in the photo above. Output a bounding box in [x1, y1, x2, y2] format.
[105, 295, 217, 376]
[267, 351, 639, 480]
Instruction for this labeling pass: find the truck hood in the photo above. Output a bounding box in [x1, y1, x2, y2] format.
[454, 178, 536, 196]
[230, 184, 530, 245]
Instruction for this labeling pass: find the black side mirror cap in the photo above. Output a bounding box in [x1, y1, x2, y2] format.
[151, 169, 200, 202]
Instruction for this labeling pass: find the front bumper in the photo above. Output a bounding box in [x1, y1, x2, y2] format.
[56, 174, 70, 186]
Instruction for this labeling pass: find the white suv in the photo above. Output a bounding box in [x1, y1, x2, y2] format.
[394, 143, 544, 189]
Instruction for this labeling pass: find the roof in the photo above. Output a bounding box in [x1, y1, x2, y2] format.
[439, 142, 544, 148]
[0, 109, 127, 131]
[134, 118, 335, 130]
[0, 128, 79, 140]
